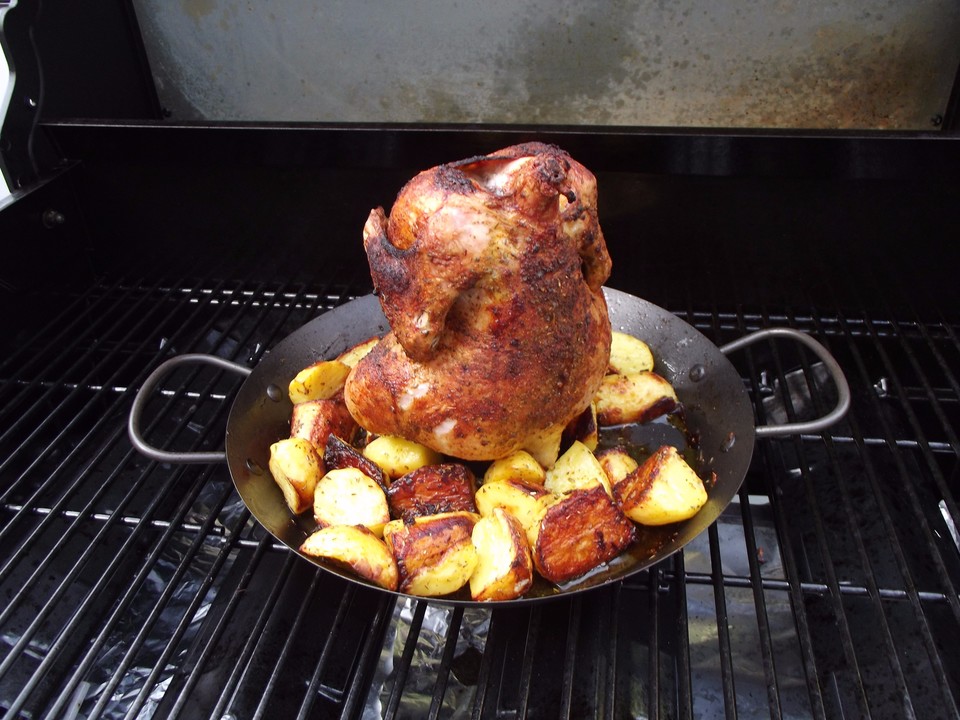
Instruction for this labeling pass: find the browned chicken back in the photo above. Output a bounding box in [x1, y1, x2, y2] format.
[344, 143, 612, 463]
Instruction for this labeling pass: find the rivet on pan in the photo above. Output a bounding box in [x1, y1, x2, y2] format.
[266, 383, 284, 401]
[720, 432, 736, 453]
[689, 364, 706, 382]
[246, 458, 265, 475]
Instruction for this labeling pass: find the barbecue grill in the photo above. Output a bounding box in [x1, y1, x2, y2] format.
[2, 3, 960, 718]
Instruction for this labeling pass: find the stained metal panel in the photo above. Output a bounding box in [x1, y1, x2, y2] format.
[131, 0, 960, 129]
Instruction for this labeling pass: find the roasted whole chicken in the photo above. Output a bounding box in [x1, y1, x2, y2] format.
[344, 143, 612, 463]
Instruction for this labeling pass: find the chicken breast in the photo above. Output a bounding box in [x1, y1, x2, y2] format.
[344, 143, 612, 463]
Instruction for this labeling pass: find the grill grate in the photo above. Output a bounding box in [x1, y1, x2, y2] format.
[1, 275, 959, 719]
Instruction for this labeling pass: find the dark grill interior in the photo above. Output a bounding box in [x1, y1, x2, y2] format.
[2, 124, 959, 717]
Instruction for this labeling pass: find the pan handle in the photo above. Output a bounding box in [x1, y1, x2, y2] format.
[719, 328, 851, 437]
[128, 354, 252, 463]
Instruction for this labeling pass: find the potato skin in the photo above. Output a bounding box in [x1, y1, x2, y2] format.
[482, 450, 546, 486]
[475, 478, 556, 548]
[386, 463, 478, 521]
[545, 440, 611, 496]
[596, 446, 639, 486]
[288, 360, 351, 404]
[268, 437, 324, 514]
[336, 336, 380, 368]
[533, 485, 637, 584]
[594, 371, 679, 426]
[613, 445, 707, 525]
[300, 525, 399, 591]
[323, 434, 389, 490]
[469, 508, 534, 601]
[290, 395, 359, 450]
[383, 511, 479, 596]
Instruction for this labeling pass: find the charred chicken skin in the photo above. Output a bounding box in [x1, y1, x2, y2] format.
[344, 143, 612, 462]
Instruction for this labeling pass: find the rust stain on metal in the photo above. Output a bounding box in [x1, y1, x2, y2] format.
[711, 18, 948, 129]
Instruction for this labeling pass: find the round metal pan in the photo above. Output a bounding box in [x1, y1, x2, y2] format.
[129, 288, 850, 605]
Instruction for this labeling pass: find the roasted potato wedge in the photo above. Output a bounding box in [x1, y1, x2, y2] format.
[386, 463, 478, 521]
[475, 478, 557, 548]
[290, 396, 359, 450]
[288, 360, 351, 404]
[363, 435, 442, 479]
[532, 485, 637, 584]
[336, 336, 380, 368]
[482, 450, 546, 486]
[608, 331, 655, 375]
[521, 423, 564, 468]
[313, 467, 391, 536]
[594, 371, 679, 426]
[300, 525, 399, 591]
[323, 434, 388, 490]
[383, 511, 479, 596]
[613, 445, 708, 525]
[596, 446, 639, 487]
[268, 437, 324, 514]
[544, 440, 612, 496]
[469, 508, 534, 601]
[561, 403, 599, 452]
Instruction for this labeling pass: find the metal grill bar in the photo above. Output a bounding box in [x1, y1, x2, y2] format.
[790, 310, 916, 718]
[706, 523, 737, 719]
[0, 276, 171, 496]
[383, 600, 428, 718]
[762, 311, 873, 718]
[831, 311, 960, 715]
[427, 606, 464, 720]
[169, 536, 277, 718]
[727, 311, 827, 720]
[251, 557, 325, 720]
[648, 564, 661, 720]
[3, 275, 959, 719]
[514, 605, 540, 718]
[0, 281, 238, 679]
[0, 282, 235, 563]
[0, 276, 257, 609]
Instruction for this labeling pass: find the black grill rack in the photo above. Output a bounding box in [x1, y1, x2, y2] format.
[1, 266, 958, 719]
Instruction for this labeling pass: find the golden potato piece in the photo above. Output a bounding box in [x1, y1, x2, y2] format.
[386, 463, 477, 522]
[561, 403, 599, 452]
[475, 478, 556, 549]
[289, 396, 358, 450]
[336, 336, 380, 368]
[300, 525, 399, 591]
[594, 371, 679, 426]
[521, 423, 564, 468]
[313, 467, 390, 536]
[613, 445, 708, 525]
[596, 446, 639, 486]
[469, 508, 534, 601]
[268, 437, 324, 514]
[533, 485, 637, 584]
[383, 511, 479, 597]
[544, 440, 611, 497]
[363, 435, 442, 479]
[608, 331, 655, 375]
[288, 360, 351, 404]
[482, 450, 546, 486]
[323, 434, 389, 490]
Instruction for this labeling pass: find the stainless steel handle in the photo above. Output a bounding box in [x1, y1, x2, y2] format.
[719, 328, 851, 437]
[128, 353, 252, 463]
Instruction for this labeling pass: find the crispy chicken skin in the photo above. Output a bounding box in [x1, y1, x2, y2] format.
[344, 143, 612, 462]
